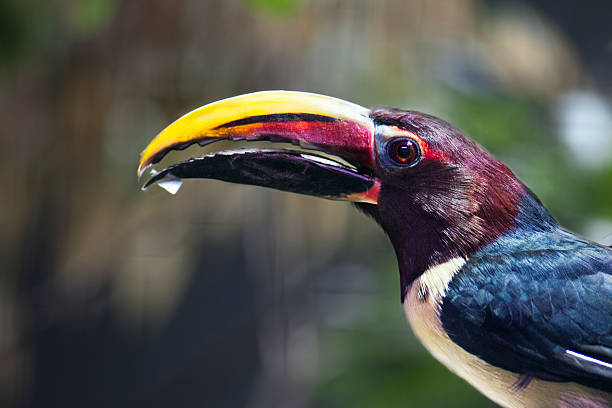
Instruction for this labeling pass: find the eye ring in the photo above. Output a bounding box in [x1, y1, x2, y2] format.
[387, 138, 422, 167]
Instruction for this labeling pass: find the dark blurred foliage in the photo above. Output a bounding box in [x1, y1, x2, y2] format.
[0, 1, 610, 407]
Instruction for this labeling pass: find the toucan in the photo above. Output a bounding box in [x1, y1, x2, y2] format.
[138, 91, 612, 408]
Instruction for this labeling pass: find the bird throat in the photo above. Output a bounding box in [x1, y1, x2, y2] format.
[375, 176, 525, 302]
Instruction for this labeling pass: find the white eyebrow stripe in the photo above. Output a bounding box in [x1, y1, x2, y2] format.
[566, 349, 612, 369]
[375, 124, 415, 138]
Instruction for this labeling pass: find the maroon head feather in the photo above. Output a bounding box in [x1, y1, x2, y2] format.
[362, 109, 526, 298]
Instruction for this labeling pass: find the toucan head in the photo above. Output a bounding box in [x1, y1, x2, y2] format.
[138, 91, 526, 300]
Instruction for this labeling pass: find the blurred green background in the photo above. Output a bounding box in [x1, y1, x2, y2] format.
[1, 0, 611, 407]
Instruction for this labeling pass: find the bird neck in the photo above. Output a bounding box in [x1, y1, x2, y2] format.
[376, 178, 556, 301]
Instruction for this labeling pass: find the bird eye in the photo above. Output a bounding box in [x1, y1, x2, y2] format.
[387, 138, 421, 166]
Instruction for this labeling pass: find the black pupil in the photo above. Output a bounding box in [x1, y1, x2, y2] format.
[396, 143, 414, 160]
[391, 139, 419, 165]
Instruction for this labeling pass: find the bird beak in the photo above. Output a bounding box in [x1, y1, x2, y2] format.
[138, 91, 380, 204]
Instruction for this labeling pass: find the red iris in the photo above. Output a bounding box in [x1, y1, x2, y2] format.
[388, 138, 421, 166]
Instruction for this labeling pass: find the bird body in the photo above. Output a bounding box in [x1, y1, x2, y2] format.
[138, 91, 612, 407]
[406, 271, 611, 408]
[406, 193, 612, 407]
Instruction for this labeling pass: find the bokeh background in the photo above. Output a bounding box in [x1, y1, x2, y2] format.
[1, 0, 611, 407]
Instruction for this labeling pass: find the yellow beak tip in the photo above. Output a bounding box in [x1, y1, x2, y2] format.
[137, 161, 149, 179]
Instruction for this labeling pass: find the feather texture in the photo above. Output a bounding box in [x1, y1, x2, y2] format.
[440, 193, 612, 394]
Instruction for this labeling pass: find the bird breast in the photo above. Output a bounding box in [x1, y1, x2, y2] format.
[403, 257, 611, 408]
